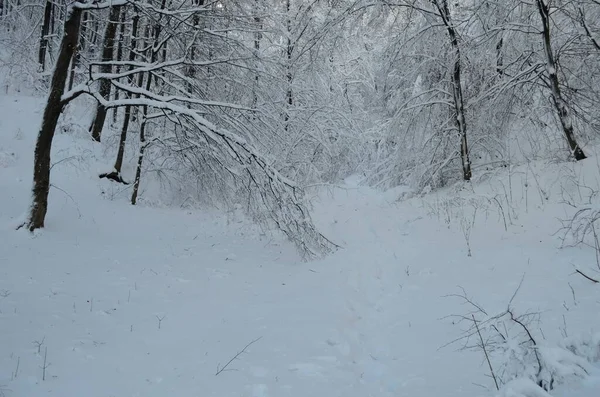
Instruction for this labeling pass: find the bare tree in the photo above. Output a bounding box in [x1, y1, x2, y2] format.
[432, 0, 472, 180]
[38, 0, 53, 71]
[89, 5, 122, 142]
[535, 0, 586, 161]
[22, 4, 84, 231]
[100, 7, 141, 184]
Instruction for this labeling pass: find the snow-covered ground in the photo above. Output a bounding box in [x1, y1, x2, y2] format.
[1, 94, 599, 397]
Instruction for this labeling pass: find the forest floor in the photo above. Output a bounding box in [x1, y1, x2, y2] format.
[1, 93, 600, 397]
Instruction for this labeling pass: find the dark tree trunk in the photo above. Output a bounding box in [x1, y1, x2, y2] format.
[68, 10, 87, 90]
[132, 22, 151, 122]
[536, 0, 586, 161]
[186, 0, 205, 96]
[38, 0, 53, 71]
[284, 0, 292, 130]
[131, 0, 167, 204]
[25, 6, 83, 231]
[112, 7, 127, 124]
[101, 10, 140, 184]
[496, 36, 503, 76]
[130, 99, 148, 205]
[68, 10, 89, 90]
[435, 0, 472, 181]
[49, 0, 55, 35]
[89, 5, 120, 142]
[252, 0, 261, 110]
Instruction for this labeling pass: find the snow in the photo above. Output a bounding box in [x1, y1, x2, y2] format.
[1, 93, 599, 397]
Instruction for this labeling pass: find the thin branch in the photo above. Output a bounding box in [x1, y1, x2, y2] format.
[574, 269, 599, 283]
[473, 314, 499, 391]
[215, 336, 262, 376]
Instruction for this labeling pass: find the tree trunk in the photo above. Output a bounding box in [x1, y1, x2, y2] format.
[25, 6, 83, 231]
[496, 36, 503, 76]
[68, 10, 87, 90]
[186, 0, 205, 96]
[130, 100, 148, 205]
[89, 5, 121, 142]
[284, 0, 293, 130]
[536, 0, 586, 161]
[112, 7, 127, 124]
[101, 10, 140, 184]
[436, 0, 472, 181]
[252, 0, 261, 110]
[131, 0, 167, 204]
[38, 0, 53, 71]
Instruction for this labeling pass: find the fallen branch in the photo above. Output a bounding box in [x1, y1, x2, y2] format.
[575, 269, 599, 283]
[215, 336, 262, 376]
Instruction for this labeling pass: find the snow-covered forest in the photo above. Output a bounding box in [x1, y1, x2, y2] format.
[1, 0, 600, 396]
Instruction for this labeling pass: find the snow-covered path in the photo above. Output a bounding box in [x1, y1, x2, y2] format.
[1, 95, 599, 397]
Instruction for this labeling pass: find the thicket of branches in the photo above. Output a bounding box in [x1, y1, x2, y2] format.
[1, 0, 599, 258]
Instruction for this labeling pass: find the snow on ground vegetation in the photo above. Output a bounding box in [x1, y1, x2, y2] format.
[1, 94, 599, 397]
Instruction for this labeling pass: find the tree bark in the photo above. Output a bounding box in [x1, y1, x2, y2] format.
[100, 10, 140, 184]
[186, 0, 205, 96]
[112, 7, 127, 124]
[38, 0, 53, 71]
[25, 6, 83, 231]
[496, 36, 503, 76]
[536, 0, 586, 161]
[435, 0, 472, 181]
[89, 5, 121, 142]
[284, 0, 293, 130]
[252, 0, 261, 110]
[131, 0, 167, 204]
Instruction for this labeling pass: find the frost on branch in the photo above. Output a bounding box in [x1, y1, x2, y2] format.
[445, 283, 595, 393]
[168, 110, 338, 260]
[75, 84, 336, 260]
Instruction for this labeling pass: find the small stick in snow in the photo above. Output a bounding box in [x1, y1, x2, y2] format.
[33, 337, 45, 354]
[41, 347, 50, 381]
[215, 336, 262, 376]
[568, 282, 577, 305]
[156, 315, 166, 329]
[472, 315, 499, 391]
[575, 269, 599, 283]
[12, 357, 20, 380]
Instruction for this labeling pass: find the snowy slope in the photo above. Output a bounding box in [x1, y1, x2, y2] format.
[1, 93, 599, 397]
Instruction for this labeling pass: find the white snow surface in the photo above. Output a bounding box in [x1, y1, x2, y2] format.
[1, 94, 599, 396]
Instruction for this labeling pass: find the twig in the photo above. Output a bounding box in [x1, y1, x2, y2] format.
[568, 282, 577, 305]
[33, 337, 45, 354]
[575, 269, 599, 283]
[508, 309, 542, 380]
[13, 357, 20, 380]
[445, 286, 488, 316]
[508, 273, 526, 307]
[50, 183, 82, 219]
[215, 336, 262, 376]
[156, 315, 166, 329]
[473, 314, 499, 391]
[41, 347, 50, 381]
